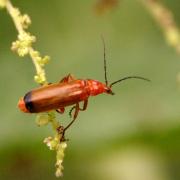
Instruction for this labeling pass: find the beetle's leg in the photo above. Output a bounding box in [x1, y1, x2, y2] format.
[58, 126, 66, 142]
[64, 103, 79, 132]
[68, 99, 88, 118]
[56, 107, 65, 114]
[79, 99, 88, 111]
[60, 101, 88, 141]
[60, 104, 79, 141]
[59, 74, 76, 83]
[69, 106, 76, 118]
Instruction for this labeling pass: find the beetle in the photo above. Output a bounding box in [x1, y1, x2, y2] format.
[18, 40, 150, 140]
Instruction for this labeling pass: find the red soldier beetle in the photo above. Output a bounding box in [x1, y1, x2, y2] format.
[18, 39, 150, 141]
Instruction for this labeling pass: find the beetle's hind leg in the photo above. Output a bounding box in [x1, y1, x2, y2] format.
[64, 103, 80, 131]
[69, 106, 76, 118]
[60, 103, 80, 141]
[60, 100, 88, 142]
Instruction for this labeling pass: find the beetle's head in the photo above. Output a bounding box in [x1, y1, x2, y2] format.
[104, 86, 114, 95]
[87, 80, 115, 96]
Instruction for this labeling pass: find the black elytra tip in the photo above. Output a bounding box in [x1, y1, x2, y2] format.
[24, 91, 34, 113]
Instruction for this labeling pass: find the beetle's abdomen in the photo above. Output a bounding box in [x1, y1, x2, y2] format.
[23, 80, 89, 113]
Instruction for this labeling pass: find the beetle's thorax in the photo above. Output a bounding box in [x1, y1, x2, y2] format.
[86, 79, 112, 96]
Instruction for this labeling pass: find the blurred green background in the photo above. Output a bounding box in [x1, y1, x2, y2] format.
[0, 0, 180, 179]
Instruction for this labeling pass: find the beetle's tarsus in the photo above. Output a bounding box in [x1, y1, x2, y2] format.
[57, 126, 67, 142]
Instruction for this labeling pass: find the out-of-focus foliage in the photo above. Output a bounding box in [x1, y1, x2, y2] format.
[0, 0, 180, 179]
[94, 0, 119, 14]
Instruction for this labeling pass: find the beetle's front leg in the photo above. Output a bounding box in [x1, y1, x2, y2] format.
[79, 99, 88, 111]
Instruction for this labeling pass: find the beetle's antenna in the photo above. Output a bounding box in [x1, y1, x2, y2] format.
[109, 76, 150, 88]
[101, 36, 108, 86]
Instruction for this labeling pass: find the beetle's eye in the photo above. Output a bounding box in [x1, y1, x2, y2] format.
[106, 89, 114, 95]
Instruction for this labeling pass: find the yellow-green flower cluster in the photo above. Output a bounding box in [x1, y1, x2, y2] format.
[20, 14, 31, 29]
[9, 7, 31, 30]
[37, 112, 67, 177]
[30, 50, 50, 84]
[34, 70, 47, 84]
[44, 136, 59, 151]
[11, 30, 50, 84]
[35, 112, 58, 127]
[44, 136, 67, 177]
[11, 32, 36, 56]
[9, 7, 33, 57]
[55, 142, 67, 177]
[0, 0, 6, 8]
[36, 113, 50, 126]
[3, 0, 49, 85]
[32, 51, 50, 67]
